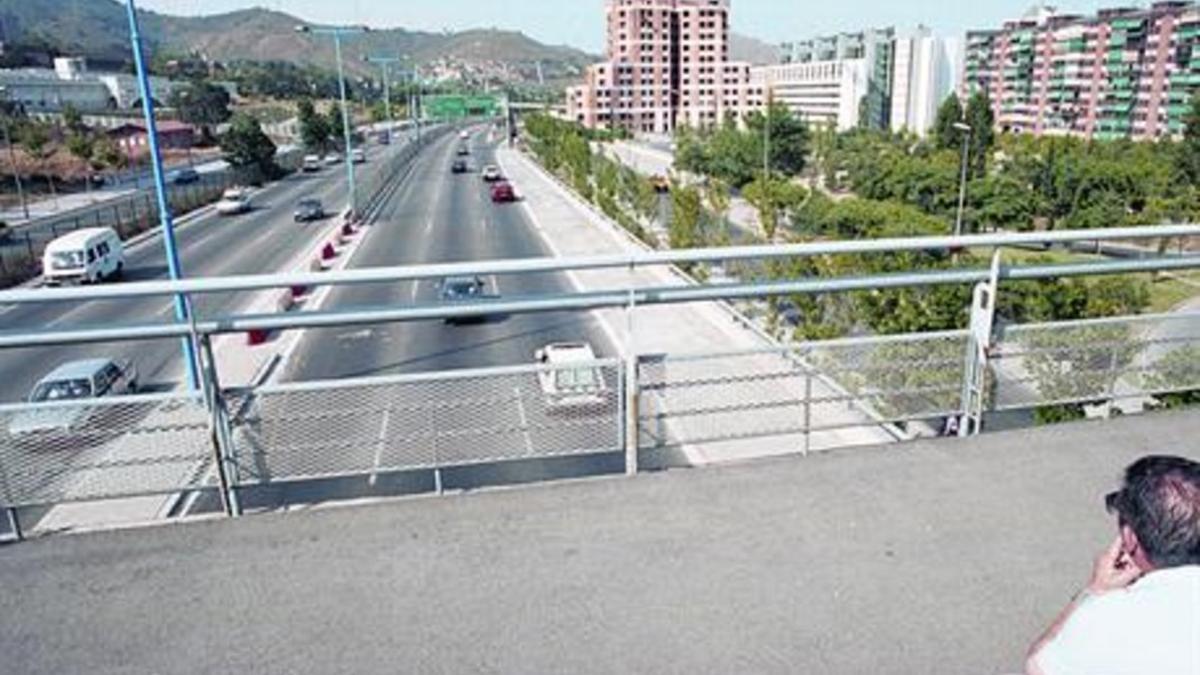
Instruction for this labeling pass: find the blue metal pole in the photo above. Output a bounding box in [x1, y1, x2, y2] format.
[333, 32, 358, 218]
[124, 0, 200, 391]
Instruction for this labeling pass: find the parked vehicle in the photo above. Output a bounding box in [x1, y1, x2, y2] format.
[216, 187, 253, 216]
[302, 155, 322, 172]
[439, 275, 496, 325]
[481, 165, 503, 182]
[42, 228, 124, 285]
[490, 181, 517, 204]
[169, 168, 200, 185]
[351, 148, 367, 164]
[534, 343, 609, 409]
[293, 199, 326, 223]
[451, 159, 470, 174]
[9, 358, 140, 439]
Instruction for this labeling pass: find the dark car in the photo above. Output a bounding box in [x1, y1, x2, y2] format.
[169, 168, 200, 185]
[491, 181, 517, 204]
[451, 159, 469, 174]
[293, 198, 326, 223]
[457, 146, 470, 157]
[439, 276, 497, 325]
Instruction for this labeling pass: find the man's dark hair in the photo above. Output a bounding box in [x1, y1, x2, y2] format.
[1106, 456, 1200, 568]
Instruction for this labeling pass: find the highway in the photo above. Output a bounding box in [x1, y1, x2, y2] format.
[0, 134, 418, 405]
[229, 126, 624, 506]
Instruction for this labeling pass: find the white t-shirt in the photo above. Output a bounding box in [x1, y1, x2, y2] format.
[1035, 565, 1200, 675]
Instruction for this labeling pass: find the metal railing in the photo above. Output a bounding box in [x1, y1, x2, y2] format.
[1, 227, 1200, 539]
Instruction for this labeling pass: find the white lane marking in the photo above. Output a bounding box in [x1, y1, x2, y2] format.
[513, 386, 535, 454]
[410, 281, 420, 302]
[0, 305, 17, 317]
[370, 404, 392, 487]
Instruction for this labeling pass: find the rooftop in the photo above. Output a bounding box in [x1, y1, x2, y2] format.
[1, 410, 1197, 674]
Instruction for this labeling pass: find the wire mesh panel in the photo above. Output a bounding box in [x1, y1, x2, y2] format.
[229, 361, 623, 485]
[992, 312, 1200, 410]
[0, 394, 213, 508]
[638, 332, 969, 453]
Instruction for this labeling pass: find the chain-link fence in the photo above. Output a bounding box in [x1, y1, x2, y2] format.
[991, 311, 1200, 412]
[0, 150, 303, 289]
[0, 392, 213, 508]
[638, 331, 969, 459]
[228, 361, 624, 486]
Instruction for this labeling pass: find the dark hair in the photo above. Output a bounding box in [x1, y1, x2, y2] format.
[1106, 456, 1200, 568]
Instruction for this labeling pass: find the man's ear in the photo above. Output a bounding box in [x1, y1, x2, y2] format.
[1119, 525, 1141, 560]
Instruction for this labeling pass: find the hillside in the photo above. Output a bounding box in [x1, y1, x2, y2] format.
[730, 32, 780, 66]
[0, 0, 595, 84]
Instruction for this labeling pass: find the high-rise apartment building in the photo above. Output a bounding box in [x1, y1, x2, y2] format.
[962, 2, 1200, 140]
[566, 0, 764, 134]
[756, 27, 958, 135]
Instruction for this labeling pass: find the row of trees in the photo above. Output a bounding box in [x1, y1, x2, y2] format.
[297, 99, 360, 155]
[674, 102, 811, 188]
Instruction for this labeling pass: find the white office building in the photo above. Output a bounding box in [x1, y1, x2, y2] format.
[890, 28, 961, 136]
[751, 59, 869, 131]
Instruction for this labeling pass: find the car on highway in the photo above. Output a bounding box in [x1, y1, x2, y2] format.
[375, 131, 391, 145]
[216, 187, 253, 216]
[490, 181, 517, 204]
[451, 159, 469, 174]
[457, 146, 470, 157]
[459, 130, 471, 140]
[535, 343, 609, 409]
[42, 228, 124, 285]
[169, 167, 200, 185]
[649, 174, 671, 193]
[324, 153, 343, 166]
[9, 359, 139, 441]
[351, 148, 367, 164]
[293, 198, 326, 223]
[481, 165, 503, 182]
[439, 275, 497, 325]
[302, 155, 322, 172]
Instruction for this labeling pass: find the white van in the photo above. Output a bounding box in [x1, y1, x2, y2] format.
[42, 227, 125, 285]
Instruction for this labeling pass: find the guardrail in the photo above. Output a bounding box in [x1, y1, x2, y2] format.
[2, 227, 1200, 540]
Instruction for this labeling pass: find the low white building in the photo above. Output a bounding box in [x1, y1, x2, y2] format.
[890, 28, 961, 136]
[0, 57, 178, 114]
[751, 59, 870, 131]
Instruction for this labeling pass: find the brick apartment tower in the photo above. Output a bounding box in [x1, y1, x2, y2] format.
[567, 0, 764, 135]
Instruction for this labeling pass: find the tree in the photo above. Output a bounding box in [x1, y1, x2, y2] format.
[964, 92, 995, 178]
[932, 95, 965, 151]
[669, 182, 704, 250]
[219, 114, 278, 179]
[747, 101, 811, 177]
[1177, 96, 1200, 186]
[170, 80, 232, 144]
[61, 104, 85, 136]
[743, 175, 807, 241]
[297, 98, 330, 153]
[65, 131, 95, 189]
[20, 122, 56, 201]
[327, 104, 348, 147]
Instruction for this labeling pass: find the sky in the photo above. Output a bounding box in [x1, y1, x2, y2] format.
[135, 1, 1129, 52]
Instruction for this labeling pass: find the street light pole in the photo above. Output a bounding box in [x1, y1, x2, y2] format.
[954, 121, 972, 238]
[124, 0, 199, 391]
[298, 24, 368, 219]
[363, 55, 402, 146]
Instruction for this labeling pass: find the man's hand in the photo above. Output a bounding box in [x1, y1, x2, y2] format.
[1087, 535, 1144, 595]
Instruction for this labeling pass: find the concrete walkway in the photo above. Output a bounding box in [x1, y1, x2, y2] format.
[2, 410, 1196, 674]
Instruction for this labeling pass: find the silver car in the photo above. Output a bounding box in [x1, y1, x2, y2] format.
[9, 359, 139, 439]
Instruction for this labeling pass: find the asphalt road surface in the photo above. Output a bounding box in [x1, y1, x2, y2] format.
[230, 127, 625, 508]
[0, 135, 418, 405]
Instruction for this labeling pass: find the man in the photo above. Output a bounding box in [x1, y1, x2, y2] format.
[1026, 455, 1200, 675]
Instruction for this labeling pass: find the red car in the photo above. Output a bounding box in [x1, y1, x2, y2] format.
[491, 181, 517, 203]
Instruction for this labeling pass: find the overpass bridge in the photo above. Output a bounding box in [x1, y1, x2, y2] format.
[0, 223, 1199, 539]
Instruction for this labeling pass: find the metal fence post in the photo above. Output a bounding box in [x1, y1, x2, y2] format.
[1104, 343, 1122, 419]
[624, 266, 639, 475]
[3, 508, 21, 543]
[198, 334, 241, 517]
[803, 367, 813, 456]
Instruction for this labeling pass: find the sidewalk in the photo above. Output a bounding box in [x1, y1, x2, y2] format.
[4, 410, 1193, 675]
[497, 145, 894, 465]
